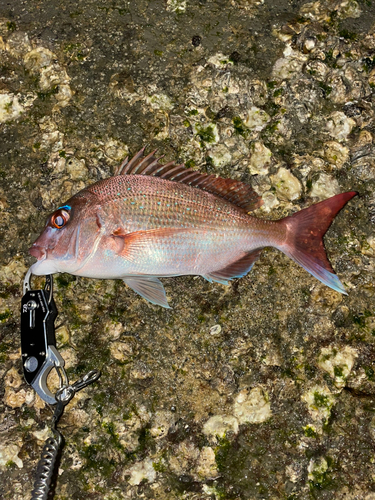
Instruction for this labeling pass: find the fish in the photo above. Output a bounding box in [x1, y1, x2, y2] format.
[29, 148, 357, 308]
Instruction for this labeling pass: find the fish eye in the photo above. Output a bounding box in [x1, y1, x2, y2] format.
[51, 209, 70, 229]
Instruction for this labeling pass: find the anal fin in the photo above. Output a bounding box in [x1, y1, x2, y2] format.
[204, 249, 263, 284]
[123, 276, 171, 308]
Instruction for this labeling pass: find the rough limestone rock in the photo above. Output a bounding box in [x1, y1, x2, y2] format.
[0, 1, 374, 498]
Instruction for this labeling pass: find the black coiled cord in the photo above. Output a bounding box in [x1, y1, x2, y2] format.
[28, 371, 100, 499]
[30, 430, 63, 500]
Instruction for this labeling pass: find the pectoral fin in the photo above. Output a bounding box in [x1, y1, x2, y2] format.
[112, 227, 190, 260]
[123, 276, 171, 308]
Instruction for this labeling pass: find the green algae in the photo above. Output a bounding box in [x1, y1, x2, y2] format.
[364, 366, 375, 381]
[313, 392, 332, 409]
[324, 49, 339, 68]
[93, 391, 113, 416]
[363, 56, 375, 72]
[137, 426, 154, 453]
[0, 309, 12, 322]
[308, 456, 336, 495]
[62, 300, 83, 330]
[6, 21, 17, 31]
[36, 86, 59, 102]
[194, 123, 217, 147]
[339, 29, 358, 40]
[262, 120, 280, 140]
[152, 457, 167, 473]
[55, 273, 76, 289]
[318, 81, 333, 96]
[63, 43, 86, 61]
[264, 101, 281, 117]
[0, 342, 10, 362]
[352, 310, 372, 329]
[214, 436, 232, 473]
[304, 425, 318, 438]
[102, 421, 125, 452]
[185, 159, 195, 168]
[267, 81, 277, 89]
[333, 366, 344, 378]
[81, 443, 117, 478]
[273, 88, 284, 97]
[232, 116, 249, 138]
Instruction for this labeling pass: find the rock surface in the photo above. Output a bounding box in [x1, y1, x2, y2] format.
[1, 0, 375, 499]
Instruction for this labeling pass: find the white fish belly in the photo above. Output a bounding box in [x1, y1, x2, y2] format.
[75, 226, 272, 279]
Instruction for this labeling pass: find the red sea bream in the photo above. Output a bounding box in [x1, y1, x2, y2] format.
[29, 149, 357, 308]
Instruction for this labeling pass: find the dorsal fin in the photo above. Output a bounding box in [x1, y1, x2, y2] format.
[115, 148, 263, 212]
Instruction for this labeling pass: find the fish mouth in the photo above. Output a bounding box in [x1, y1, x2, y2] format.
[29, 245, 47, 261]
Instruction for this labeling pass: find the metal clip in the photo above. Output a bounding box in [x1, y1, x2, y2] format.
[56, 369, 102, 405]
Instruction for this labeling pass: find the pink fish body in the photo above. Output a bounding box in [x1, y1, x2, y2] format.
[29, 149, 357, 308]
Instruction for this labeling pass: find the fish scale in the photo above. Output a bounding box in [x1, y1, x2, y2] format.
[89, 175, 249, 227]
[29, 149, 357, 308]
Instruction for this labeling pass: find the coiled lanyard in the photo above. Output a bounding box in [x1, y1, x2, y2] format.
[21, 269, 101, 500]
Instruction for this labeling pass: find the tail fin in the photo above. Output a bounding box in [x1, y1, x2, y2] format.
[279, 192, 357, 294]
